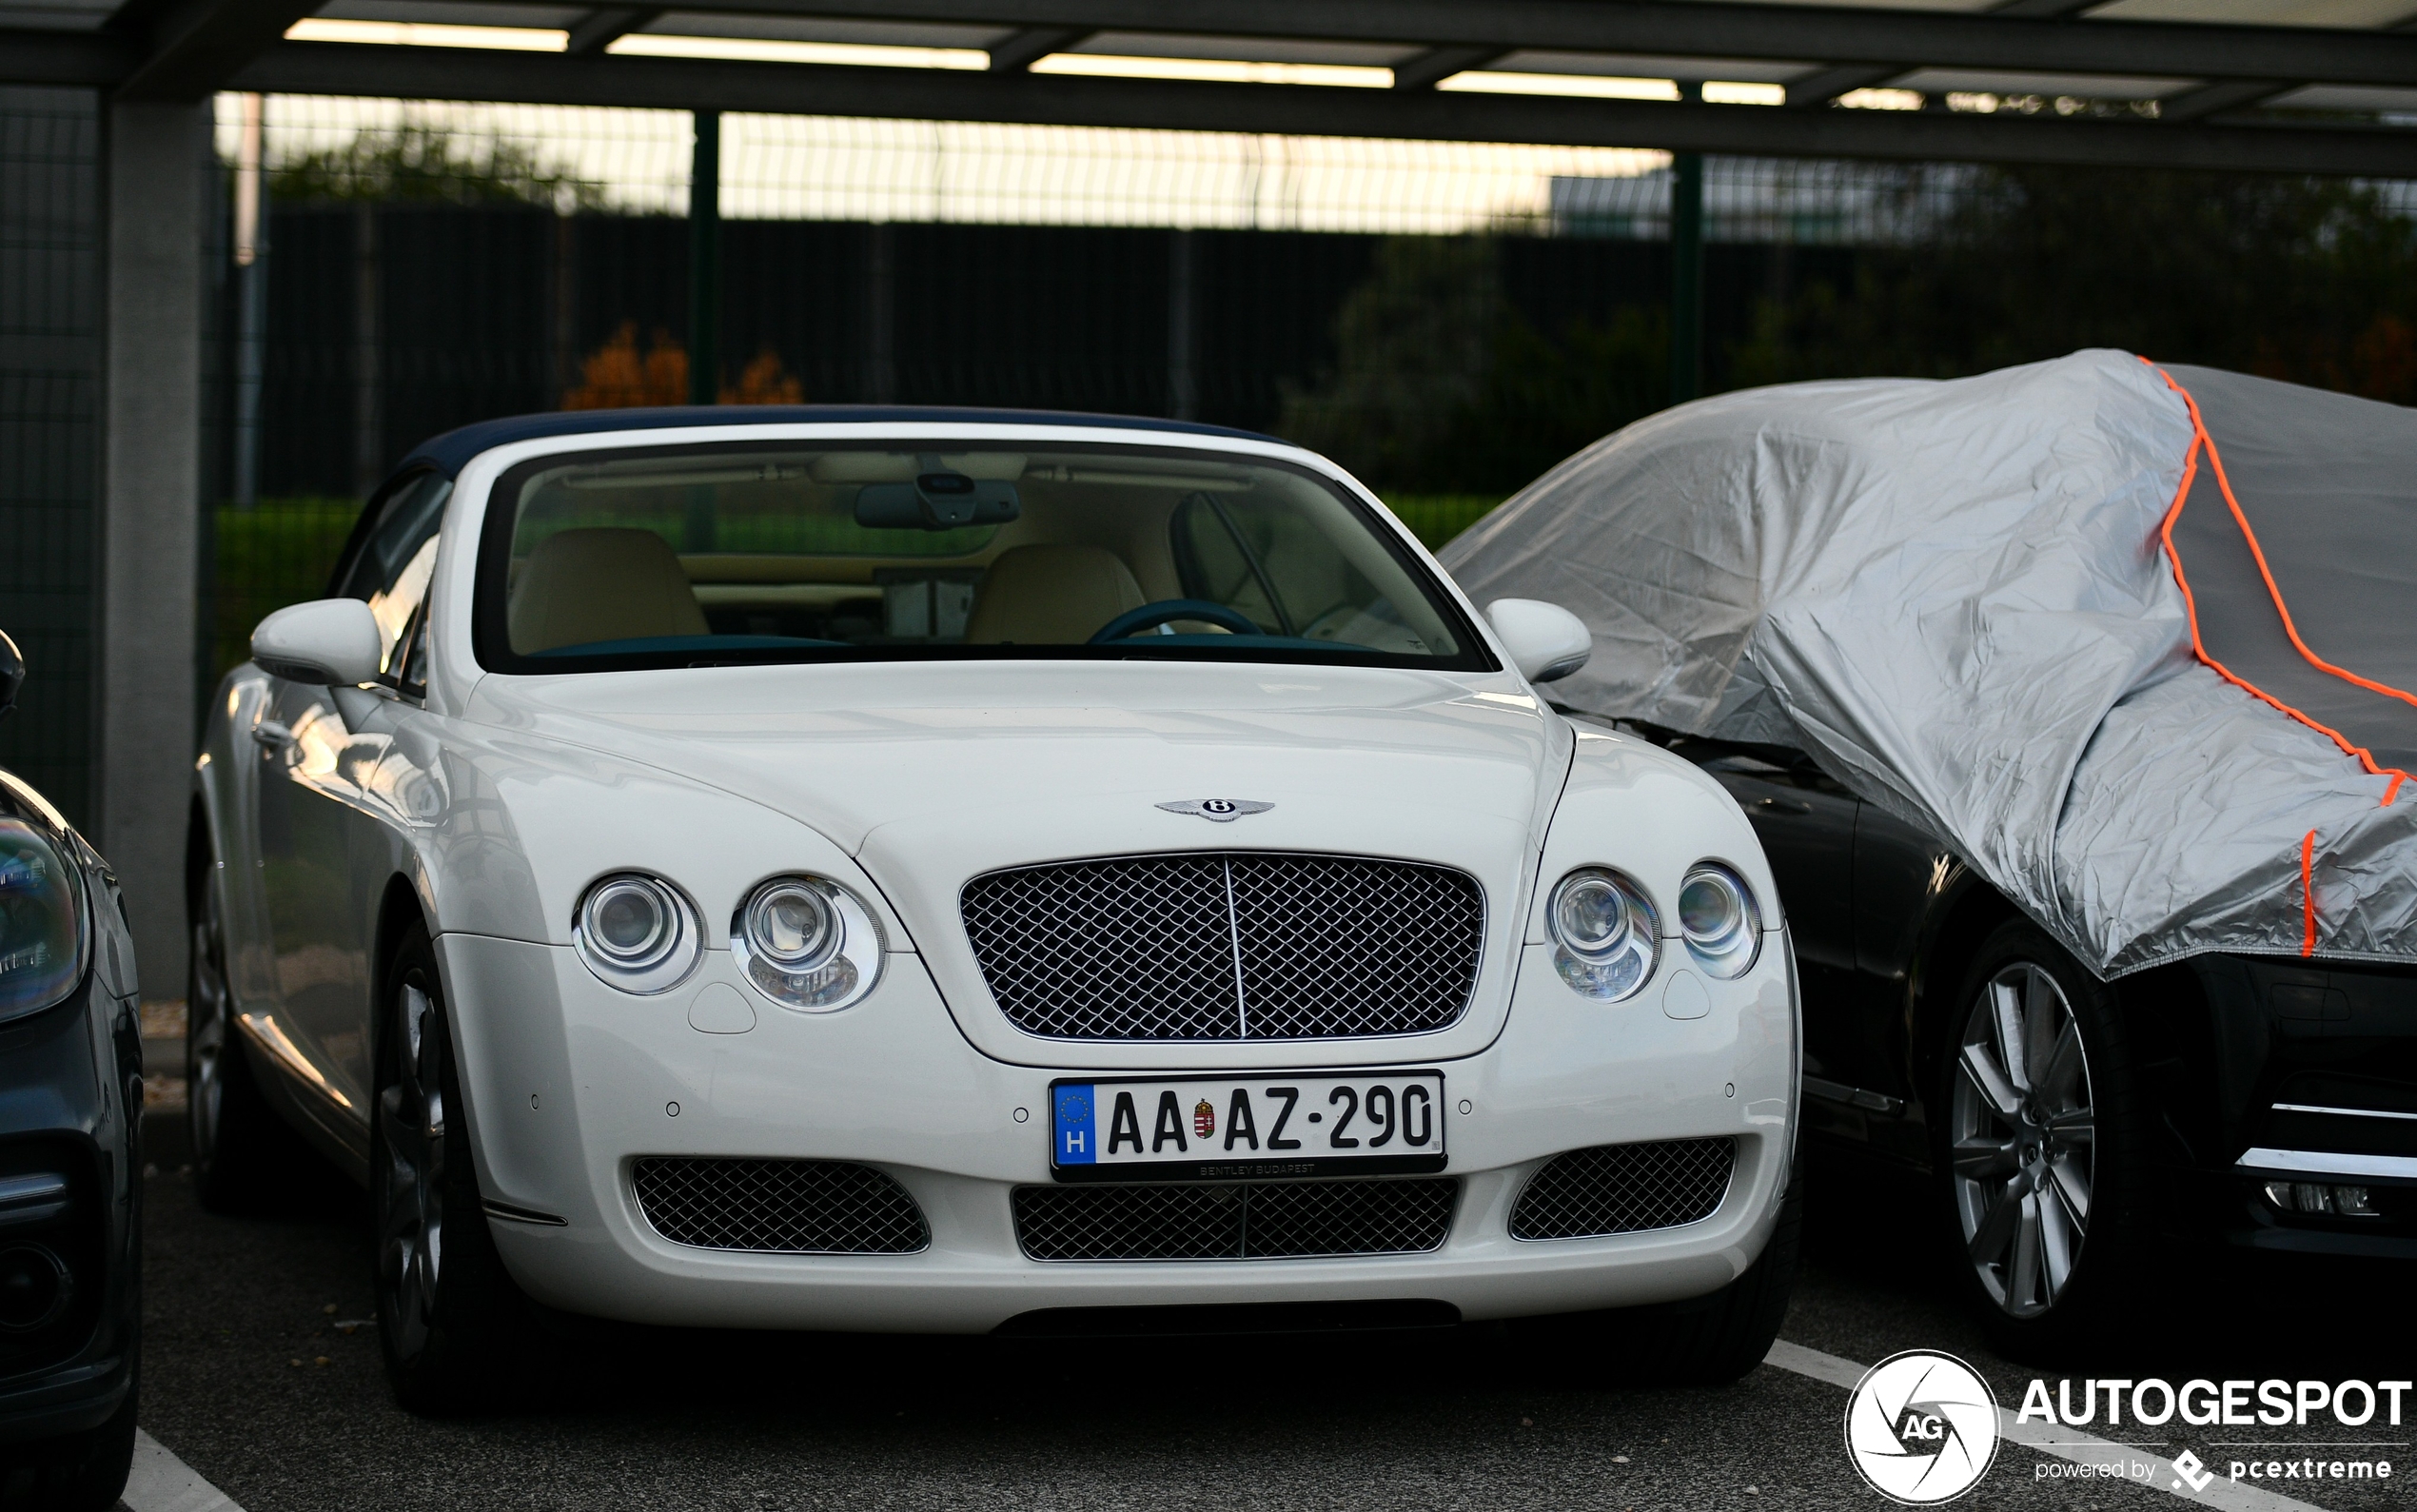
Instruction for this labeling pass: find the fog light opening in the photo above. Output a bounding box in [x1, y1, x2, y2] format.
[0, 1243, 72, 1334]
[2265, 1180, 2381, 1217]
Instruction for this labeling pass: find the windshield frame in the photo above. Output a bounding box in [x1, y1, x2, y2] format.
[469, 437, 1497, 677]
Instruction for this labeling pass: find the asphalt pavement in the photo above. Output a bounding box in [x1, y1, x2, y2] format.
[128, 1095, 2412, 1512]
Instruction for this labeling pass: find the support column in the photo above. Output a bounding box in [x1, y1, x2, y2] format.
[1668, 149, 1705, 405]
[686, 108, 720, 406]
[865, 223, 894, 403]
[1167, 228, 1197, 421]
[352, 202, 381, 496]
[102, 99, 208, 993]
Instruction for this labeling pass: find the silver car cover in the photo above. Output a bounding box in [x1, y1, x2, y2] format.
[1442, 348, 2417, 978]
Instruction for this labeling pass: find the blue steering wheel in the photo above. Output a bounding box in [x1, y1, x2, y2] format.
[1089, 599, 1265, 643]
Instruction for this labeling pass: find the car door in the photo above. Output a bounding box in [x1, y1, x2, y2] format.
[252, 471, 450, 1119]
[1696, 750, 1868, 1091]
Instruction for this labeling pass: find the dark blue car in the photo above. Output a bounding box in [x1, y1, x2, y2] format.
[0, 630, 141, 1511]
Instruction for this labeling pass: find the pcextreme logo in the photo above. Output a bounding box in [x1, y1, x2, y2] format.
[1844, 1350, 2002, 1504]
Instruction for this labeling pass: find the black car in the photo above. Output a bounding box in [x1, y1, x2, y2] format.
[1636, 720, 2417, 1356]
[0, 631, 141, 1511]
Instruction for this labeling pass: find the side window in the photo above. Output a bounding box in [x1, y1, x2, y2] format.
[334, 472, 451, 679]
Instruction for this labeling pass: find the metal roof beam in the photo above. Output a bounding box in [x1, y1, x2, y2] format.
[565, 6, 660, 54]
[208, 40, 2417, 176]
[0, 29, 138, 86]
[987, 25, 1086, 71]
[2158, 78, 2292, 121]
[412, 0, 2417, 89]
[110, 0, 324, 99]
[1392, 46, 1507, 91]
[1782, 65, 1899, 108]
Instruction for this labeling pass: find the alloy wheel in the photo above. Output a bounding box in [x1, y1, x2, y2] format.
[378, 980, 446, 1359]
[187, 882, 230, 1168]
[1949, 961, 2095, 1319]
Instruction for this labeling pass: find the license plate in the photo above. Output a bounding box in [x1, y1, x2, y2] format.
[1049, 1071, 1447, 1182]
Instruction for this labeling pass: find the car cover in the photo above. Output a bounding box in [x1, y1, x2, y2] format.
[1441, 348, 2417, 978]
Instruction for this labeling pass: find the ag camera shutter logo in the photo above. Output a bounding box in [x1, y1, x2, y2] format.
[1844, 1350, 2002, 1504]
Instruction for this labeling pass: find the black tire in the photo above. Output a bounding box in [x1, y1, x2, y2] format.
[372, 923, 543, 1415]
[1933, 919, 2155, 1363]
[187, 847, 295, 1213]
[1511, 1160, 1803, 1387]
[0, 1377, 136, 1512]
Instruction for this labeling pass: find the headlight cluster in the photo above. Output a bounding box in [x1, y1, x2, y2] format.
[732, 876, 884, 1011]
[571, 871, 883, 1011]
[1546, 860, 1762, 1001]
[0, 819, 85, 1022]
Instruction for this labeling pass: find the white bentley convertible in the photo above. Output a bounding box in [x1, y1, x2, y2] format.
[188, 408, 1799, 1411]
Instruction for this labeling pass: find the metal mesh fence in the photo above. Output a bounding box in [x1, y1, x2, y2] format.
[185, 91, 2417, 696]
[0, 87, 101, 827]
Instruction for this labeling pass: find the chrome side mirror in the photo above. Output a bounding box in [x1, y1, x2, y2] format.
[1484, 599, 1592, 684]
[252, 599, 384, 687]
[0, 628, 22, 719]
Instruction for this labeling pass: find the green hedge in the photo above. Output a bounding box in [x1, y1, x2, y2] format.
[1377, 494, 1505, 551]
[212, 498, 362, 680]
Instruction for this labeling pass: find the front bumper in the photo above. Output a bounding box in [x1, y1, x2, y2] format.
[0, 978, 142, 1444]
[440, 931, 1798, 1333]
[2181, 954, 2417, 1259]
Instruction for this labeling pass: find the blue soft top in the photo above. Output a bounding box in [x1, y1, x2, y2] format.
[398, 405, 1280, 480]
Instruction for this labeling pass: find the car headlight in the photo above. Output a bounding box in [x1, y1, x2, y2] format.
[0, 819, 86, 1022]
[1678, 862, 1762, 978]
[1546, 866, 1659, 1001]
[573, 874, 701, 994]
[733, 875, 884, 1011]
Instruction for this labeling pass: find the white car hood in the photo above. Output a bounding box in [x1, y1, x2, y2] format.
[464, 659, 1570, 1069]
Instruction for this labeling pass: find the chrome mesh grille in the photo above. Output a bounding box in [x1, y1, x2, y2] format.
[1013, 1178, 1459, 1261]
[962, 853, 1484, 1040]
[632, 1158, 929, 1254]
[1507, 1139, 1736, 1241]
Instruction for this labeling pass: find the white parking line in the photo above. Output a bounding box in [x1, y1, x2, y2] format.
[121, 1428, 244, 1512]
[1764, 1340, 2334, 1512]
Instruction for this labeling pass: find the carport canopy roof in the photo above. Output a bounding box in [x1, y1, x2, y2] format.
[8, 0, 2417, 176]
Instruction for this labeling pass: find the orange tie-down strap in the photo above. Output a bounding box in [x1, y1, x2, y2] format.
[2141, 359, 2417, 954]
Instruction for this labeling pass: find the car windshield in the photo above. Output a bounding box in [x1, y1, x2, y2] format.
[473, 440, 1489, 673]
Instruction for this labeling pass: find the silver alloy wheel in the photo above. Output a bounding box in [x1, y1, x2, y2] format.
[1949, 961, 2095, 1319]
[187, 881, 230, 1168]
[378, 981, 445, 1358]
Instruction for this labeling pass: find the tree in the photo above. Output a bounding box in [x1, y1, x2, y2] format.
[266, 122, 609, 210]
[1278, 237, 1669, 492]
[1729, 167, 2417, 403]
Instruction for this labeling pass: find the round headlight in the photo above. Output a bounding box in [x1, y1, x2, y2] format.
[0, 820, 85, 1023]
[573, 874, 700, 994]
[1679, 862, 1762, 978]
[1546, 867, 1659, 1001]
[734, 875, 883, 1011]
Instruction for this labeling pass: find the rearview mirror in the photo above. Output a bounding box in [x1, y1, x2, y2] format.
[0, 628, 22, 719]
[1485, 599, 1592, 684]
[252, 599, 384, 687]
[855, 472, 1020, 530]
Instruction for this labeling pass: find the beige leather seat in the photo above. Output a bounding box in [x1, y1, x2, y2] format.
[964, 544, 1148, 645]
[508, 527, 709, 654]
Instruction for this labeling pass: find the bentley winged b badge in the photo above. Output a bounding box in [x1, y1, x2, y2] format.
[1156, 798, 1274, 823]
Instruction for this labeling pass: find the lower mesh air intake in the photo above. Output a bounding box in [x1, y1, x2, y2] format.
[632, 1157, 930, 1253]
[1507, 1138, 1737, 1240]
[1013, 1178, 1459, 1261]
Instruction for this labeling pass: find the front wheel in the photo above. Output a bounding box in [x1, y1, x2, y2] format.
[372, 924, 542, 1414]
[187, 851, 293, 1212]
[1935, 919, 2153, 1361]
